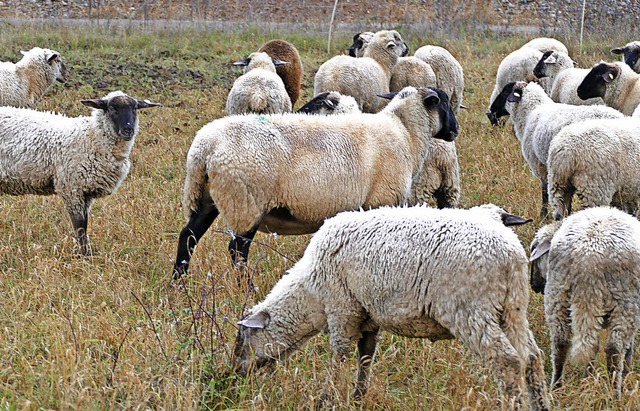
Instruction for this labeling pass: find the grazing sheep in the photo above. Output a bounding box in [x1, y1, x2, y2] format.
[226, 52, 292, 115]
[0, 91, 161, 255]
[234, 204, 550, 411]
[521, 37, 568, 54]
[172, 86, 458, 279]
[314, 30, 408, 113]
[297, 90, 459, 209]
[577, 61, 640, 115]
[611, 41, 640, 73]
[296, 91, 359, 115]
[258, 39, 303, 106]
[0, 47, 68, 108]
[414, 45, 464, 113]
[530, 207, 640, 398]
[489, 81, 622, 216]
[533, 50, 603, 105]
[547, 116, 640, 220]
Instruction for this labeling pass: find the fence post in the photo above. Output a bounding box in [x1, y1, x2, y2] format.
[328, 0, 340, 54]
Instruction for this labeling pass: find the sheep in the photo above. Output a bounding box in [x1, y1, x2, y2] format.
[577, 61, 640, 115]
[533, 50, 603, 105]
[226, 52, 292, 115]
[611, 41, 640, 73]
[547, 116, 640, 220]
[0, 47, 68, 108]
[0, 91, 160, 255]
[414, 45, 465, 113]
[530, 206, 640, 398]
[314, 30, 408, 113]
[521, 37, 568, 55]
[295, 91, 359, 115]
[234, 204, 550, 411]
[258, 39, 303, 106]
[388, 56, 437, 93]
[297, 90, 459, 209]
[487, 38, 568, 121]
[172, 86, 458, 279]
[488, 81, 623, 217]
[347, 31, 375, 58]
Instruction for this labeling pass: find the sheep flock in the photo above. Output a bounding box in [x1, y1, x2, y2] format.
[4, 25, 640, 410]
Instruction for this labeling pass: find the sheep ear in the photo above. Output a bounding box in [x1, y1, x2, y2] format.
[238, 311, 270, 329]
[20, 50, 28, 56]
[272, 58, 290, 67]
[530, 239, 551, 261]
[378, 92, 399, 100]
[323, 98, 337, 109]
[80, 98, 108, 110]
[602, 69, 617, 83]
[423, 91, 440, 107]
[137, 99, 163, 109]
[232, 57, 251, 67]
[501, 213, 533, 227]
[46, 52, 60, 64]
[361, 32, 374, 42]
[544, 54, 557, 64]
[611, 47, 625, 55]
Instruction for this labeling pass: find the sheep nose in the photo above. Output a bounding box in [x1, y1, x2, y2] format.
[121, 125, 135, 139]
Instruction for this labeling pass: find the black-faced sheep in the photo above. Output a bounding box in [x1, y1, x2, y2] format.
[234, 204, 550, 410]
[577, 61, 640, 115]
[0, 91, 160, 255]
[611, 41, 640, 73]
[172, 86, 458, 279]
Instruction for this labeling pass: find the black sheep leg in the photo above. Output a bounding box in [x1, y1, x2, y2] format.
[173, 202, 219, 279]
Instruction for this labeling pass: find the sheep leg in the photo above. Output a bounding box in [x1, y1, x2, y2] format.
[483, 335, 525, 410]
[353, 329, 378, 400]
[227, 225, 259, 266]
[523, 332, 551, 411]
[173, 202, 219, 279]
[540, 181, 549, 218]
[606, 327, 635, 399]
[65, 195, 94, 256]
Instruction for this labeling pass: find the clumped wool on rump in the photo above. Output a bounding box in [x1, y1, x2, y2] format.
[172, 86, 458, 278]
[235, 204, 550, 411]
[413, 45, 465, 113]
[0, 47, 68, 108]
[547, 116, 640, 219]
[226, 51, 292, 115]
[530, 206, 640, 398]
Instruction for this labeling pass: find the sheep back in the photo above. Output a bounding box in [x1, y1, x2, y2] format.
[389, 56, 437, 92]
[259, 39, 303, 106]
[414, 45, 464, 113]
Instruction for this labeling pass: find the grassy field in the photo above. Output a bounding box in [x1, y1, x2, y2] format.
[0, 20, 639, 410]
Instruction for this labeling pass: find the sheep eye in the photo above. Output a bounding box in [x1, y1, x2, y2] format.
[609, 73, 614, 80]
[513, 92, 521, 97]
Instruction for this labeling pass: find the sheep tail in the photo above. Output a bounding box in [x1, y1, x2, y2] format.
[568, 298, 604, 366]
[181, 153, 209, 220]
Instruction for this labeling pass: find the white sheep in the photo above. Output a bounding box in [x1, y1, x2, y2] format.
[611, 41, 640, 73]
[489, 81, 622, 216]
[547, 116, 640, 220]
[0, 91, 160, 255]
[314, 30, 408, 113]
[577, 60, 640, 115]
[226, 51, 292, 115]
[296, 90, 460, 209]
[388, 56, 437, 93]
[413, 45, 465, 113]
[172, 86, 458, 279]
[533, 50, 603, 105]
[234, 204, 550, 410]
[0, 47, 68, 108]
[530, 206, 640, 398]
[521, 37, 568, 55]
[296, 91, 360, 115]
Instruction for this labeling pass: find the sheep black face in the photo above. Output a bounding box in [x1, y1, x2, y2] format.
[348, 32, 367, 57]
[529, 239, 551, 294]
[612, 44, 640, 72]
[81, 95, 161, 141]
[296, 92, 335, 114]
[426, 87, 458, 142]
[577, 62, 619, 101]
[486, 82, 516, 126]
[533, 50, 554, 79]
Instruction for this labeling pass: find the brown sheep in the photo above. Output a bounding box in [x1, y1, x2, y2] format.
[258, 39, 303, 106]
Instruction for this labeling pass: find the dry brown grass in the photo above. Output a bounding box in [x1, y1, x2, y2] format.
[0, 21, 639, 410]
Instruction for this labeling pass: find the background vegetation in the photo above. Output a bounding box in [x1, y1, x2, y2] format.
[0, 17, 639, 410]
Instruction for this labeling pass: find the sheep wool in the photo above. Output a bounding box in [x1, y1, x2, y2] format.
[235, 204, 550, 410]
[414, 45, 465, 113]
[258, 39, 303, 106]
[296, 91, 360, 115]
[314, 30, 408, 113]
[172, 86, 458, 279]
[0, 47, 68, 108]
[547, 116, 640, 219]
[530, 207, 640, 398]
[226, 51, 292, 115]
[0, 91, 160, 255]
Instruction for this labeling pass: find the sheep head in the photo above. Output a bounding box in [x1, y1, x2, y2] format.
[577, 61, 620, 101]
